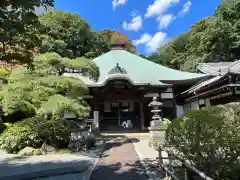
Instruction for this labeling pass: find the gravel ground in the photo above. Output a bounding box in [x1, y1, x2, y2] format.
[90, 137, 147, 180]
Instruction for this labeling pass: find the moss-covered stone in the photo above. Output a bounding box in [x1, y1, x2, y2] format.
[55, 148, 72, 154]
[33, 149, 42, 155]
[18, 147, 35, 156]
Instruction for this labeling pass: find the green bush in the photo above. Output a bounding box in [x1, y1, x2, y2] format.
[0, 68, 10, 77]
[163, 118, 171, 128]
[0, 121, 42, 153]
[0, 117, 75, 153]
[167, 102, 240, 180]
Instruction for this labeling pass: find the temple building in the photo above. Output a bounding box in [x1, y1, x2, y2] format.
[64, 33, 240, 131]
[176, 60, 240, 116]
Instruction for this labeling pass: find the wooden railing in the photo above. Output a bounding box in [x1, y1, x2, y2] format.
[157, 146, 214, 180]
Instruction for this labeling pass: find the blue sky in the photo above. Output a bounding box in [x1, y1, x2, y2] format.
[54, 0, 222, 55]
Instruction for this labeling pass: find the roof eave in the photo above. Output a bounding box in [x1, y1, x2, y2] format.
[161, 75, 210, 85]
[87, 82, 172, 88]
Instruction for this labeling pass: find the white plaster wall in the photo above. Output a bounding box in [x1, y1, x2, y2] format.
[183, 103, 190, 114]
[176, 105, 184, 117]
[161, 93, 173, 99]
[199, 99, 205, 105]
[164, 88, 173, 92]
[191, 101, 199, 110]
[235, 87, 240, 94]
[205, 98, 211, 107]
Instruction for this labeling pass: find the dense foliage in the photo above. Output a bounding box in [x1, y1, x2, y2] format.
[0, 0, 54, 64]
[0, 52, 98, 152]
[148, 0, 240, 72]
[167, 103, 240, 180]
[0, 117, 73, 153]
[1, 4, 137, 66]
[0, 52, 98, 118]
[39, 11, 136, 59]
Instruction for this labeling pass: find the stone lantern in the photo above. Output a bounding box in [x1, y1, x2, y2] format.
[148, 96, 163, 121]
[148, 96, 166, 149]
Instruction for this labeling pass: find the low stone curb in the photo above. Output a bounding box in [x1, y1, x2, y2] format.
[0, 140, 106, 180]
[0, 160, 93, 180]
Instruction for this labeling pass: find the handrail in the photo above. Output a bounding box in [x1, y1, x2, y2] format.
[158, 146, 214, 180]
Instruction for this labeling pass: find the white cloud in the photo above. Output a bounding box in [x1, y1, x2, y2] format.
[123, 15, 143, 32]
[35, 6, 55, 14]
[134, 33, 152, 45]
[179, 1, 192, 15]
[145, 0, 180, 18]
[112, 0, 128, 9]
[157, 14, 175, 29]
[134, 32, 167, 53]
[146, 32, 167, 53]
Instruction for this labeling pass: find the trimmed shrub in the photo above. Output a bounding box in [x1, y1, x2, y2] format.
[0, 117, 76, 153]
[167, 102, 240, 180]
[0, 121, 42, 153]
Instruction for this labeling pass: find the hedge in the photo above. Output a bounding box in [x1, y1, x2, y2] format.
[167, 102, 240, 180]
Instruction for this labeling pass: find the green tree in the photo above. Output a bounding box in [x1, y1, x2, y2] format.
[39, 10, 93, 58]
[0, 52, 99, 152]
[149, 0, 240, 72]
[39, 11, 137, 59]
[0, 52, 98, 119]
[148, 32, 189, 69]
[0, 0, 54, 65]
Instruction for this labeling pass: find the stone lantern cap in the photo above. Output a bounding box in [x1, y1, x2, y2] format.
[148, 96, 163, 107]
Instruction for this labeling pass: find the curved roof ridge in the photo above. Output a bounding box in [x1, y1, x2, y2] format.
[93, 50, 208, 86]
[121, 50, 206, 76]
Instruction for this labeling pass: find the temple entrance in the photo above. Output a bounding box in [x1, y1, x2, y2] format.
[99, 100, 141, 130]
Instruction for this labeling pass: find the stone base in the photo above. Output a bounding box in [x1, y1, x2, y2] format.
[148, 120, 166, 150]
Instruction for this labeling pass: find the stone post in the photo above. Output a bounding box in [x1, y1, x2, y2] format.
[89, 110, 100, 135]
[93, 111, 99, 129]
[148, 96, 166, 149]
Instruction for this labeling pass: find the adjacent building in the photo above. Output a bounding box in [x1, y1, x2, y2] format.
[176, 61, 240, 116]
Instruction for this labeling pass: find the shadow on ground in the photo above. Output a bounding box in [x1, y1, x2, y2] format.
[90, 157, 165, 180]
[90, 135, 164, 180]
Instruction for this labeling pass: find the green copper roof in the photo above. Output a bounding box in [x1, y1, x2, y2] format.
[91, 50, 207, 87]
[198, 60, 240, 75]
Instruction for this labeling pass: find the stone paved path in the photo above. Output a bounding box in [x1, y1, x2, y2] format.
[90, 137, 148, 180]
